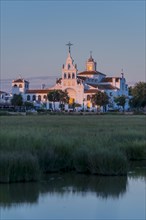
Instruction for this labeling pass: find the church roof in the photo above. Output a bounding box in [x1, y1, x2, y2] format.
[101, 77, 121, 82]
[88, 83, 119, 90]
[78, 70, 106, 76]
[84, 89, 99, 94]
[26, 89, 52, 94]
[13, 79, 29, 83]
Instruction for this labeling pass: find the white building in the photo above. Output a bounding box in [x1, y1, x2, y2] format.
[11, 43, 129, 111]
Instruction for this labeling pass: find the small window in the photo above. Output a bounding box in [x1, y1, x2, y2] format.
[87, 95, 90, 101]
[64, 73, 66, 79]
[43, 95, 47, 101]
[19, 84, 22, 88]
[32, 95, 36, 101]
[72, 73, 75, 79]
[38, 95, 41, 101]
[68, 73, 71, 79]
[14, 84, 17, 87]
[27, 95, 30, 101]
[68, 64, 70, 70]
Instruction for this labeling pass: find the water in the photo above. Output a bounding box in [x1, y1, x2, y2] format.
[0, 167, 146, 220]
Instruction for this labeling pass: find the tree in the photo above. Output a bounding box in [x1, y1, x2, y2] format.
[129, 82, 146, 110]
[23, 101, 34, 110]
[59, 90, 69, 111]
[47, 90, 60, 110]
[92, 91, 109, 112]
[128, 86, 133, 96]
[47, 90, 69, 111]
[114, 95, 126, 112]
[11, 94, 23, 109]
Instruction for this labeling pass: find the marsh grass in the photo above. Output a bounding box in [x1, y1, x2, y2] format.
[0, 152, 40, 183]
[0, 115, 146, 182]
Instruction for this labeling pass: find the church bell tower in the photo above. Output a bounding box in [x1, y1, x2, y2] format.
[86, 51, 97, 71]
[62, 42, 78, 86]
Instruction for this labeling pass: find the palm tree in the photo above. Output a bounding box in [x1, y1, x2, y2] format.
[92, 91, 109, 112]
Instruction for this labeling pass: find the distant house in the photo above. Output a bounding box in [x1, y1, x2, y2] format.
[11, 44, 129, 111]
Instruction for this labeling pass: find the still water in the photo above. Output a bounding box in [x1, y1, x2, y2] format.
[0, 167, 146, 220]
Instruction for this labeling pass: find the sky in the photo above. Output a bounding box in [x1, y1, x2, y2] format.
[0, 0, 145, 92]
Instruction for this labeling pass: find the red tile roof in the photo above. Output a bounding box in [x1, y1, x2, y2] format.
[84, 89, 99, 94]
[26, 89, 52, 94]
[13, 79, 29, 83]
[101, 77, 121, 82]
[78, 71, 106, 76]
[98, 84, 119, 90]
[88, 83, 119, 90]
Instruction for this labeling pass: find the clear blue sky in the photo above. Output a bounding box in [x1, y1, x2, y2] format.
[0, 0, 145, 92]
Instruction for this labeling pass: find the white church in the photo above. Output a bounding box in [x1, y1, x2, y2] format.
[11, 42, 129, 111]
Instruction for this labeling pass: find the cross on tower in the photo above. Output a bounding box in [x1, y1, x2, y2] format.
[66, 41, 73, 53]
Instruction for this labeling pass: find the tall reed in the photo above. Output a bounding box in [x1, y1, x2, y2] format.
[0, 115, 145, 182]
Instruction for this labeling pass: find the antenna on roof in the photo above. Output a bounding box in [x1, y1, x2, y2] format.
[19, 74, 22, 79]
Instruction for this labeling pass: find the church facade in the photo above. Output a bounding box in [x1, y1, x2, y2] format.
[11, 43, 129, 111]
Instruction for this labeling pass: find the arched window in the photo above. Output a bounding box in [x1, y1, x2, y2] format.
[87, 95, 90, 101]
[32, 95, 36, 101]
[64, 73, 66, 79]
[27, 95, 30, 101]
[68, 64, 70, 70]
[43, 95, 47, 101]
[19, 84, 22, 88]
[38, 95, 41, 102]
[14, 84, 17, 87]
[68, 73, 71, 79]
[72, 73, 75, 79]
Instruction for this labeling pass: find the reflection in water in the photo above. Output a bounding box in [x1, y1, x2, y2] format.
[0, 173, 128, 207]
[1, 168, 145, 220]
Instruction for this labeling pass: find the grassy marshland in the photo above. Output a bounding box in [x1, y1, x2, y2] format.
[0, 115, 146, 182]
